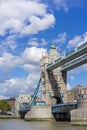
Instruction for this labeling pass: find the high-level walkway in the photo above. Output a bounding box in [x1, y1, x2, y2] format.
[47, 42, 87, 70]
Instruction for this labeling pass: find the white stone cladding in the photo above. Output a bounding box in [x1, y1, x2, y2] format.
[40, 45, 67, 106]
[70, 99, 87, 120]
[25, 106, 53, 119]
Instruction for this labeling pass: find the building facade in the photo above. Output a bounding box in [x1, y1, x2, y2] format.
[15, 94, 31, 116]
[67, 85, 87, 103]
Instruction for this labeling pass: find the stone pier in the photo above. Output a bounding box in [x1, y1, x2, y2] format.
[71, 99, 87, 121]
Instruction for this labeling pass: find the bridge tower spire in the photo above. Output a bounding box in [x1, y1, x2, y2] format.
[40, 45, 67, 105]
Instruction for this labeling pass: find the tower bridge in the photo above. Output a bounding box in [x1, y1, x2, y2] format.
[17, 42, 87, 120]
[41, 42, 87, 106]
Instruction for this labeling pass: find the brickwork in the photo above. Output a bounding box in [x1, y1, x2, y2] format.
[67, 85, 87, 103]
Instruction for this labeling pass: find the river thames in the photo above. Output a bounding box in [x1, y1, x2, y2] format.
[0, 119, 87, 130]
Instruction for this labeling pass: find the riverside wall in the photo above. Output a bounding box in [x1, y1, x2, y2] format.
[25, 100, 87, 121]
[70, 99, 87, 121]
[25, 105, 70, 121]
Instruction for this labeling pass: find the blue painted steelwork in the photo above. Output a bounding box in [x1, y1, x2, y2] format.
[19, 78, 41, 112]
[51, 102, 78, 113]
[61, 54, 87, 71]
[35, 101, 45, 106]
[46, 42, 87, 70]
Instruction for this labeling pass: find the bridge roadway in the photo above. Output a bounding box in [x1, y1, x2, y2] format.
[46, 42, 87, 70]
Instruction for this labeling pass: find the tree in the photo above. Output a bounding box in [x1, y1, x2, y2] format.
[0, 99, 11, 112]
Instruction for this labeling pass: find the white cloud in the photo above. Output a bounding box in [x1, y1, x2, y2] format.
[67, 32, 87, 48]
[67, 83, 71, 90]
[22, 47, 47, 65]
[28, 38, 39, 47]
[54, 0, 68, 12]
[52, 32, 66, 44]
[0, 52, 20, 69]
[53, 0, 87, 12]
[0, 46, 47, 97]
[28, 37, 48, 47]
[41, 38, 48, 46]
[0, 34, 17, 54]
[22, 14, 55, 34]
[70, 75, 74, 81]
[0, 95, 9, 100]
[0, 0, 55, 35]
[0, 73, 40, 97]
[0, 52, 20, 80]
[0, 53, 20, 82]
[0, 47, 47, 81]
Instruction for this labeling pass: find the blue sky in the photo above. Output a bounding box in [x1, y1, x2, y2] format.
[0, 0, 87, 99]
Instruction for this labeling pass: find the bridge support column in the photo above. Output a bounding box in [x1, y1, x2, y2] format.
[40, 45, 67, 106]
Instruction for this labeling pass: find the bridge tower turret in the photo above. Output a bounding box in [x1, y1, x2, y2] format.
[40, 45, 67, 105]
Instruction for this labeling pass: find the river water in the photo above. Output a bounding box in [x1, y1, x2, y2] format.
[0, 119, 87, 130]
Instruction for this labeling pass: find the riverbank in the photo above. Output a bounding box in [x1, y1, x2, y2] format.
[71, 121, 87, 126]
[25, 118, 54, 122]
[0, 115, 19, 119]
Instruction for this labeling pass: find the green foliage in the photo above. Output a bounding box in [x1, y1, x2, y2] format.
[0, 99, 11, 112]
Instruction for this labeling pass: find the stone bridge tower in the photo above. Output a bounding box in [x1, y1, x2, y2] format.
[40, 45, 67, 105]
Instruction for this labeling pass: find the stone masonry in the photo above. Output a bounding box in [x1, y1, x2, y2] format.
[71, 99, 87, 121]
[40, 45, 67, 106]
